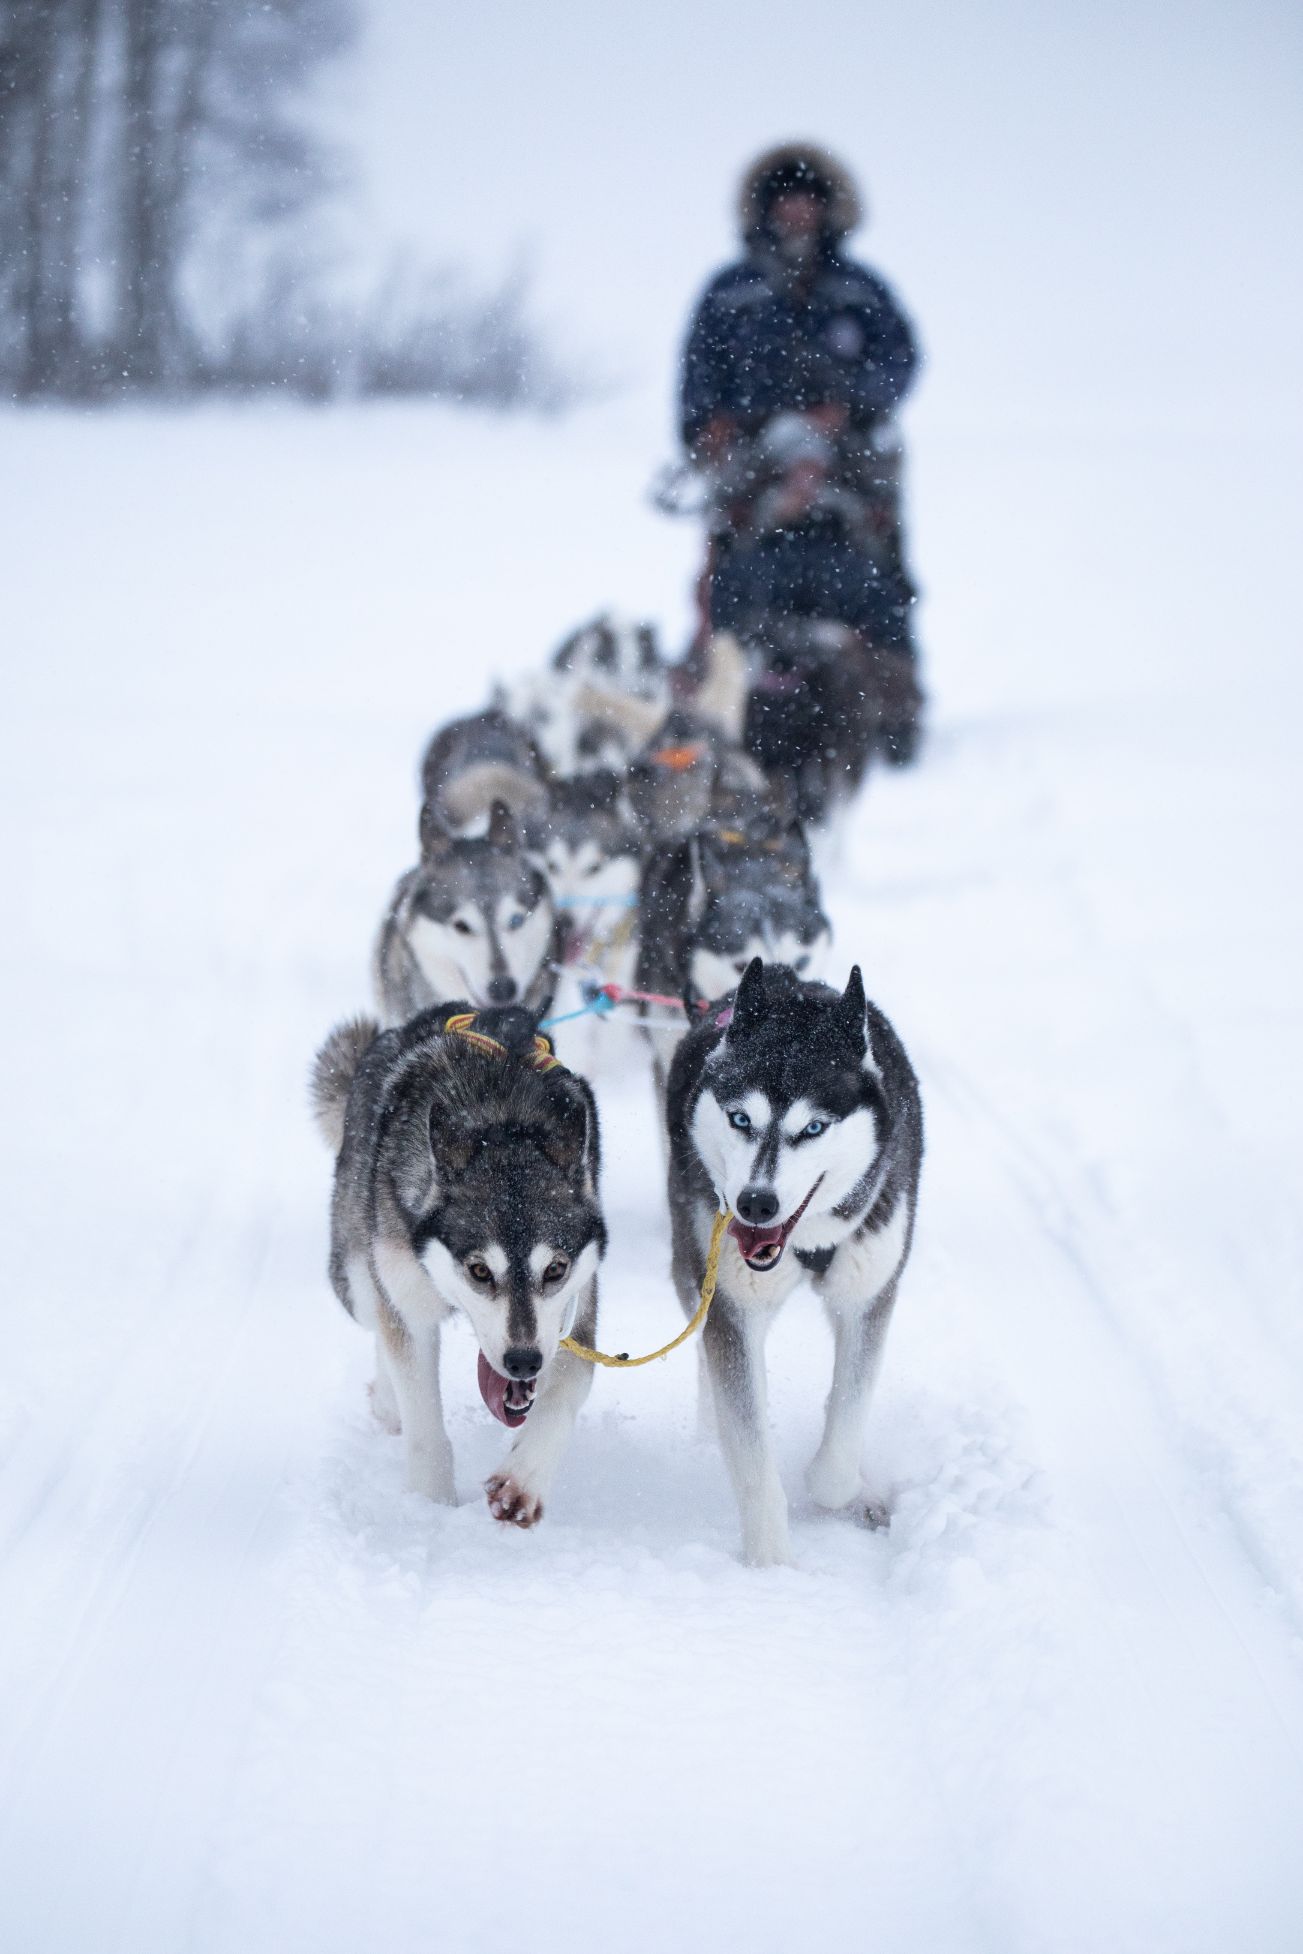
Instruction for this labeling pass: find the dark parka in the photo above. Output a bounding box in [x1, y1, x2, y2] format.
[680, 144, 919, 450]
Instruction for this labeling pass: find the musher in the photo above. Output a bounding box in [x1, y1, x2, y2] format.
[679, 142, 924, 762]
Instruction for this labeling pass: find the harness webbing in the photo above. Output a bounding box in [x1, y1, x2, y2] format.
[442, 1011, 563, 1073]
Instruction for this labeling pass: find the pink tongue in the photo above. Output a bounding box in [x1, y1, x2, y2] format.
[728, 1217, 787, 1258]
[477, 1351, 528, 1428]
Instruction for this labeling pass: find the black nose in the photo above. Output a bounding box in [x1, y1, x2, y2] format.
[487, 975, 517, 1003]
[736, 1184, 779, 1226]
[502, 1345, 543, 1380]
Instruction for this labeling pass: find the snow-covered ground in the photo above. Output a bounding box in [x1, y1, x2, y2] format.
[2, 384, 1302, 1954]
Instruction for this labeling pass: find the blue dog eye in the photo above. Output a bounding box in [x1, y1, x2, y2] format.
[802, 1119, 826, 1138]
[728, 1109, 752, 1132]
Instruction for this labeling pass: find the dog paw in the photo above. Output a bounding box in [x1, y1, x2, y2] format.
[485, 1472, 544, 1529]
[858, 1496, 891, 1532]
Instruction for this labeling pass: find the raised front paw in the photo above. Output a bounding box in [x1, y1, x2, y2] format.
[485, 1471, 544, 1529]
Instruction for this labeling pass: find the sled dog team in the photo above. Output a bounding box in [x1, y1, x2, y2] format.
[312, 614, 923, 1566]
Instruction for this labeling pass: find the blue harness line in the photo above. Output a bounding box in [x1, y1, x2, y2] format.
[538, 991, 618, 1031]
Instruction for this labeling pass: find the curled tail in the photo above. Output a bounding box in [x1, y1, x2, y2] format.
[310, 1015, 379, 1151]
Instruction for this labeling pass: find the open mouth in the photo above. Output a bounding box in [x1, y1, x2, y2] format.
[727, 1180, 822, 1273]
[477, 1351, 538, 1428]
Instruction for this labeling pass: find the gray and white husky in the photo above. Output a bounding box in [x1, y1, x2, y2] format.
[374, 801, 561, 1026]
[666, 959, 923, 1565]
[635, 806, 831, 1099]
[504, 612, 671, 777]
[522, 768, 640, 921]
[311, 1004, 605, 1527]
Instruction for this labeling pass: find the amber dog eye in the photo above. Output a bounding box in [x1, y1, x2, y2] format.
[465, 1258, 494, 1285]
[542, 1256, 570, 1285]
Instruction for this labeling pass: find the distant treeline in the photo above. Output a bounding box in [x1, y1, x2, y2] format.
[0, 0, 579, 409]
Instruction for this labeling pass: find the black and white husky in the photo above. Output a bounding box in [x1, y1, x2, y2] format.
[311, 1005, 605, 1527]
[503, 612, 671, 777]
[666, 959, 923, 1565]
[374, 801, 561, 1026]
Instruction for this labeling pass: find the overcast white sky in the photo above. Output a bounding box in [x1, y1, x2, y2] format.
[333, 0, 1302, 441]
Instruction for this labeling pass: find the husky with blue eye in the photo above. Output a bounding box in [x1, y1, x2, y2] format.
[373, 801, 561, 1027]
[666, 958, 923, 1566]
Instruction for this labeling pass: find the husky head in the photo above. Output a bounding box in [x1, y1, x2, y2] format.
[413, 1009, 606, 1425]
[688, 885, 830, 1007]
[523, 769, 640, 907]
[407, 801, 556, 1007]
[552, 611, 667, 704]
[691, 960, 882, 1273]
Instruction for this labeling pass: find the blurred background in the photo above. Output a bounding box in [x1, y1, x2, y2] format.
[6, 0, 1300, 423]
[4, 8, 1303, 1953]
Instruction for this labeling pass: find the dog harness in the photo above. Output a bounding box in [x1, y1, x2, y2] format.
[442, 1010, 563, 1073]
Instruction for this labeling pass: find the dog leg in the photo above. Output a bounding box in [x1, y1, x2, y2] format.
[384, 1319, 456, 1504]
[806, 1281, 898, 1526]
[369, 1334, 401, 1434]
[485, 1282, 597, 1529]
[702, 1299, 791, 1567]
[694, 1341, 716, 1440]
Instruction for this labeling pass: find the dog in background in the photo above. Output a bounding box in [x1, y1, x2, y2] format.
[374, 801, 560, 1026]
[503, 611, 671, 777]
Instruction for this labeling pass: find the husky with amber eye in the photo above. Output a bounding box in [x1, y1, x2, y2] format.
[373, 801, 561, 1027]
[311, 1005, 605, 1528]
[666, 958, 922, 1566]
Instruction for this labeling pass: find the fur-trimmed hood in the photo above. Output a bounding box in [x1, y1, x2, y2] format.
[738, 142, 863, 245]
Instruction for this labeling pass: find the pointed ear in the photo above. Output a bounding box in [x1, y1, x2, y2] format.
[419, 801, 453, 861]
[538, 1077, 590, 1173]
[832, 964, 868, 1056]
[486, 799, 518, 852]
[726, 956, 766, 1041]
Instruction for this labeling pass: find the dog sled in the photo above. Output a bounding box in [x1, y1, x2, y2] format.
[655, 410, 925, 781]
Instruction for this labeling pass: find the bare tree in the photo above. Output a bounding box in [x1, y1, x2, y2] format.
[0, 0, 585, 409]
[2, 0, 103, 392]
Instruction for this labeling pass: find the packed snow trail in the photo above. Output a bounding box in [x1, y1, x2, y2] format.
[1, 405, 1301, 1953]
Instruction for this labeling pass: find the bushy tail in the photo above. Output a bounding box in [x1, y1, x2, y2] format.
[439, 762, 548, 831]
[310, 1016, 379, 1151]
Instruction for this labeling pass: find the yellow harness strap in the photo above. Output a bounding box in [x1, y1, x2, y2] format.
[443, 1010, 563, 1074]
[561, 1208, 731, 1368]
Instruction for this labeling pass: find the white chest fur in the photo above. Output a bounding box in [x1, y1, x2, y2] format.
[816, 1199, 910, 1309]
